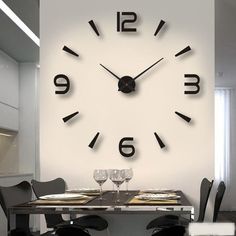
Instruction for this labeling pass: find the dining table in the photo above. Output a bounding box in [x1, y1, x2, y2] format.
[8, 190, 194, 236]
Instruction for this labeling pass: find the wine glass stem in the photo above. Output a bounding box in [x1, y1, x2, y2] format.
[126, 181, 128, 192]
[112, 183, 115, 193]
[117, 185, 120, 202]
[99, 184, 102, 200]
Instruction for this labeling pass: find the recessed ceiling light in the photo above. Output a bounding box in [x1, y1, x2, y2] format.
[0, 0, 40, 47]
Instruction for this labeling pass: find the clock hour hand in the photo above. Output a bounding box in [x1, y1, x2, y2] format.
[133, 58, 164, 80]
[100, 64, 120, 80]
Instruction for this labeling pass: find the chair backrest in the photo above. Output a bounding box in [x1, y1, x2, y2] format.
[213, 181, 226, 222]
[31, 177, 66, 197]
[31, 178, 66, 228]
[197, 178, 214, 222]
[0, 181, 32, 231]
[152, 225, 185, 236]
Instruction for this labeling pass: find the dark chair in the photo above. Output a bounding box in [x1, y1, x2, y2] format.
[146, 178, 214, 232]
[152, 225, 185, 236]
[31, 178, 108, 232]
[213, 181, 226, 222]
[0, 181, 32, 236]
[0, 181, 52, 236]
[55, 225, 91, 236]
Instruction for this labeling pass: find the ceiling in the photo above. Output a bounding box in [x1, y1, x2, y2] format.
[0, 0, 39, 62]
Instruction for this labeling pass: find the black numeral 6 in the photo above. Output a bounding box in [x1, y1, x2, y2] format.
[119, 137, 135, 158]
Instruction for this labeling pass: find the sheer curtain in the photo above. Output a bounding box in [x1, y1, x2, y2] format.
[215, 88, 231, 186]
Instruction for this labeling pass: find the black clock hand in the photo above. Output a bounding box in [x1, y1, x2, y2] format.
[133, 58, 164, 80]
[100, 64, 120, 80]
[100, 63, 134, 93]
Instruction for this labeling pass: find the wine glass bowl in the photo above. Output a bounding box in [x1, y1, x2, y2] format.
[110, 169, 126, 202]
[93, 169, 108, 200]
[124, 168, 133, 195]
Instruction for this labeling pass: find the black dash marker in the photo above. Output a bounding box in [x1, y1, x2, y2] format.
[175, 111, 191, 123]
[154, 132, 166, 149]
[175, 46, 191, 57]
[154, 20, 166, 36]
[63, 111, 79, 123]
[88, 20, 100, 36]
[88, 132, 100, 149]
[62, 46, 79, 57]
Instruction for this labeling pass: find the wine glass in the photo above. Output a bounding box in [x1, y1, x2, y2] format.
[93, 169, 108, 200]
[110, 169, 126, 202]
[124, 168, 133, 195]
[108, 169, 116, 193]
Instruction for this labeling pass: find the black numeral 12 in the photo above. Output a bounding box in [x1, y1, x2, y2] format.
[117, 12, 137, 32]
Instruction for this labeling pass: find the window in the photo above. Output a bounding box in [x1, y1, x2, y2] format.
[215, 88, 231, 185]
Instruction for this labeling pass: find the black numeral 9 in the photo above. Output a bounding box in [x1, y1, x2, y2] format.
[54, 74, 70, 94]
[119, 137, 135, 158]
[117, 12, 137, 32]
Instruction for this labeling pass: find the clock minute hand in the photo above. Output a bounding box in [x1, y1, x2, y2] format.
[100, 64, 120, 80]
[133, 58, 164, 80]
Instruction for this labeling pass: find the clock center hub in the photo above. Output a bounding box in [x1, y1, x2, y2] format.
[118, 76, 136, 93]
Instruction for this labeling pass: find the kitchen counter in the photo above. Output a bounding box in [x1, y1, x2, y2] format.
[0, 172, 33, 177]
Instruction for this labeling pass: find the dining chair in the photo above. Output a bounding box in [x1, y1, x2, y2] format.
[0, 181, 32, 236]
[0, 181, 53, 236]
[146, 178, 214, 232]
[55, 225, 91, 236]
[213, 181, 226, 222]
[31, 178, 108, 232]
[152, 225, 185, 236]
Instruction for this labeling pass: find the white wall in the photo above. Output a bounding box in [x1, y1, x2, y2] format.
[40, 0, 214, 234]
[19, 63, 38, 175]
[215, 0, 236, 210]
[215, 0, 236, 88]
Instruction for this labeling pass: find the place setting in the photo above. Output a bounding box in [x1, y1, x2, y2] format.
[126, 189, 181, 205]
[66, 188, 101, 196]
[28, 192, 95, 205]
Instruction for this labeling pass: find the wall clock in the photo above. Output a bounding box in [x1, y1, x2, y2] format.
[53, 11, 201, 159]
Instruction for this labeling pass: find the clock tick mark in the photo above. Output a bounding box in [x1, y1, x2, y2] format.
[63, 111, 79, 123]
[89, 132, 100, 149]
[175, 46, 191, 57]
[88, 20, 100, 36]
[154, 20, 165, 36]
[175, 111, 191, 123]
[154, 132, 166, 149]
[62, 46, 79, 57]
